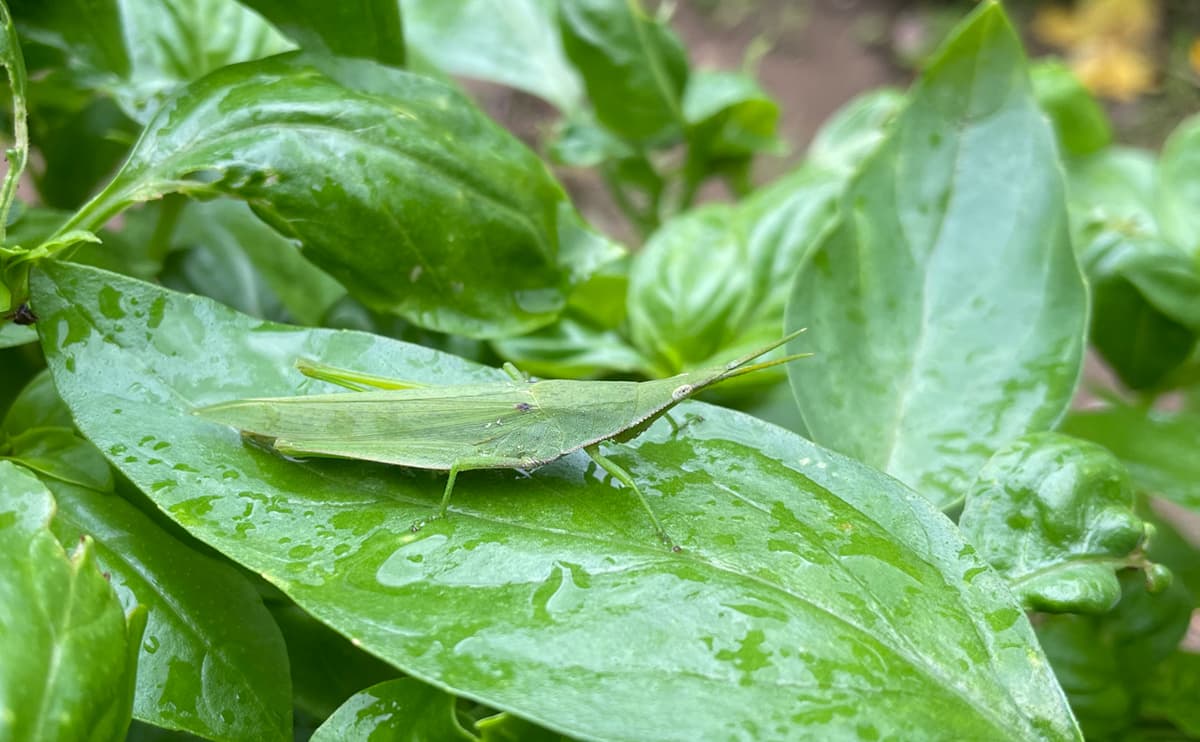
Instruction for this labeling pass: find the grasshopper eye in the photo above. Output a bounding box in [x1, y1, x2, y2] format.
[671, 384, 694, 401]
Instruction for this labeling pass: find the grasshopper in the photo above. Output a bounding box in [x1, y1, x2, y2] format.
[196, 329, 809, 549]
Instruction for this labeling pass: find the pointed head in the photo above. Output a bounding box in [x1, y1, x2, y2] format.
[675, 328, 812, 397]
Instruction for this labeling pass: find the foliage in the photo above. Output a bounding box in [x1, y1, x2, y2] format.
[0, 1, 1197, 740]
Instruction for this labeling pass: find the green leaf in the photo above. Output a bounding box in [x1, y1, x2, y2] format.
[0, 0, 29, 240]
[33, 261, 1082, 742]
[14, 0, 294, 123]
[1139, 650, 1200, 736]
[236, 0, 404, 66]
[559, 0, 688, 143]
[1081, 230, 1200, 389]
[1157, 113, 1200, 256]
[1066, 147, 1158, 236]
[47, 480, 293, 741]
[806, 88, 904, 174]
[477, 713, 573, 742]
[628, 165, 841, 376]
[61, 52, 619, 339]
[1, 371, 292, 738]
[403, 0, 582, 111]
[0, 321, 34, 348]
[4, 428, 114, 490]
[786, 3, 1087, 507]
[1061, 405, 1200, 510]
[311, 679, 472, 742]
[491, 315, 651, 380]
[959, 433, 1154, 614]
[176, 201, 345, 325]
[0, 460, 143, 742]
[1037, 573, 1193, 739]
[271, 603, 399, 722]
[681, 70, 782, 186]
[1030, 60, 1111, 157]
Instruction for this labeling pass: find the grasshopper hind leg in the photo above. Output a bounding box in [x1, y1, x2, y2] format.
[585, 445, 679, 552]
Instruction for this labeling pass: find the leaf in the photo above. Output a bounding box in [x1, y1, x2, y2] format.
[0, 321, 34, 348]
[1139, 650, 1200, 736]
[786, 3, 1088, 507]
[46, 480, 293, 741]
[959, 433, 1155, 613]
[1037, 572, 1193, 739]
[806, 88, 904, 174]
[491, 315, 652, 380]
[271, 604, 399, 722]
[1030, 59, 1112, 156]
[33, 261, 1082, 742]
[681, 71, 782, 182]
[1061, 405, 1200, 509]
[13, 0, 295, 123]
[1156, 113, 1200, 255]
[0, 461, 143, 742]
[403, 0, 582, 111]
[60, 52, 620, 339]
[1081, 230, 1200, 389]
[628, 165, 841, 377]
[559, 0, 689, 143]
[236, 0, 404, 66]
[1, 371, 293, 739]
[4, 428, 114, 490]
[477, 713, 573, 742]
[311, 679, 473, 742]
[0, 0, 29, 241]
[1066, 146, 1158, 236]
[170, 201, 345, 325]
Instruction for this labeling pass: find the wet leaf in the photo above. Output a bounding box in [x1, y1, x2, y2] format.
[60, 52, 619, 339]
[32, 261, 1081, 742]
[403, 0, 581, 111]
[959, 433, 1154, 614]
[0, 461, 143, 742]
[311, 679, 472, 742]
[236, 0, 404, 66]
[787, 3, 1087, 507]
[559, 0, 688, 143]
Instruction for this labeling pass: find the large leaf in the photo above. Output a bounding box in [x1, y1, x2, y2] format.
[787, 3, 1087, 506]
[959, 433, 1155, 614]
[0, 461, 143, 742]
[310, 679, 472, 742]
[403, 0, 581, 111]
[58, 52, 618, 338]
[0, 321, 34, 348]
[236, 0, 404, 66]
[33, 261, 1081, 741]
[558, 0, 688, 143]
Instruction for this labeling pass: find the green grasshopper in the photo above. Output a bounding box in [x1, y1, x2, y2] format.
[196, 329, 809, 549]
